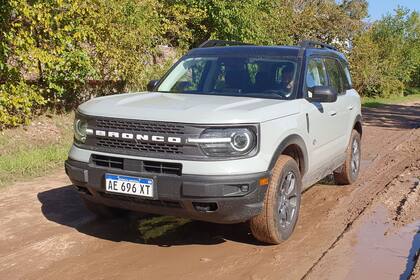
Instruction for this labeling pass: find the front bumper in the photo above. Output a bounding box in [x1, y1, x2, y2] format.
[65, 158, 268, 224]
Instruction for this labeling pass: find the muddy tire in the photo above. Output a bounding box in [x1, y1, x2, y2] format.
[334, 130, 361, 185]
[250, 155, 302, 244]
[82, 197, 127, 219]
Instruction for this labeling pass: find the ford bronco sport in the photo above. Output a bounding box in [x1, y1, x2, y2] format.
[65, 40, 362, 244]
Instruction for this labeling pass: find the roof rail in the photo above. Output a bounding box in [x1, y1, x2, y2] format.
[299, 40, 338, 51]
[198, 40, 251, 48]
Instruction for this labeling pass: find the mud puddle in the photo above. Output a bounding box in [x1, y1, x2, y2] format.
[307, 160, 420, 280]
[347, 205, 419, 280]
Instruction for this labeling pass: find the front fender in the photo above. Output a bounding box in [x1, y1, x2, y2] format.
[268, 134, 309, 175]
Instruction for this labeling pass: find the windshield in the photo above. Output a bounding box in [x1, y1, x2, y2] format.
[157, 56, 298, 99]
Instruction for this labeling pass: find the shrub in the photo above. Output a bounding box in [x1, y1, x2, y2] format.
[0, 81, 45, 129]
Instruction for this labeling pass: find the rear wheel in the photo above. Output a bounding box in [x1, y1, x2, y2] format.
[82, 197, 127, 219]
[250, 155, 302, 244]
[334, 130, 361, 185]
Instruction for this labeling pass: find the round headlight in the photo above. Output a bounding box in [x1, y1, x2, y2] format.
[191, 127, 257, 157]
[231, 131, 251, 151]
[74, 118, 88, 143]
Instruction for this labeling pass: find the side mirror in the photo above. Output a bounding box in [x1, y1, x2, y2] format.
[147, 80, 159, 92]
[307, 86, 337, 103]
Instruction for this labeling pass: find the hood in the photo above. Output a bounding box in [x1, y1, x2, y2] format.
[78, 92, 300, 124]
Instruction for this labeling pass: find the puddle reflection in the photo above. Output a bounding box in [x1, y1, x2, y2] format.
[346, 205, 420, 280]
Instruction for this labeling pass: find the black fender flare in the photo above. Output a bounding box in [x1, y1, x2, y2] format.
[353, 114, 363, 136]
[268, 134, 309, 175]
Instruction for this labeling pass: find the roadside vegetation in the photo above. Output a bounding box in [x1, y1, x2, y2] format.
[362, 87, 420, 107]
[0, 113, 73, 187]
[0, 0, 419, 129]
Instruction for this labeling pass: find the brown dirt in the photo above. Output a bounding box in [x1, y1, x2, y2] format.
[0, 102, 419, 280]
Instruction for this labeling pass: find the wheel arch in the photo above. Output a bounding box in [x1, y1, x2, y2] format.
[268, 134, 308, 176]
[353, 114, 363, 136]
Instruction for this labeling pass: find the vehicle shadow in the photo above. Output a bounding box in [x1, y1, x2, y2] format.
[362, 102, 420, 130]
[37, 185, 261, 246]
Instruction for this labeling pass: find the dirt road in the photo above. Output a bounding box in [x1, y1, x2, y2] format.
[0, 102, 419, 280]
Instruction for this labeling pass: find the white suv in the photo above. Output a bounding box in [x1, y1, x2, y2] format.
[65, 40, 362, 244]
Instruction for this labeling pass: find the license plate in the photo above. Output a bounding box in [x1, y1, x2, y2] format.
[105, 174, 154, 198]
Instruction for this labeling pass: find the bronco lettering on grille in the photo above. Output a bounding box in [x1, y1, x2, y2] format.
[89, 129, 184, 144]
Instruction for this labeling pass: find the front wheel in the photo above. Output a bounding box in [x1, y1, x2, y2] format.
[250, 155, 302, 244]
[334, 130, 361, 185]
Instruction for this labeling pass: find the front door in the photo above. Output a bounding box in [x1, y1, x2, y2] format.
[322, 57, 349, 154]
[303, 57, 344, 172]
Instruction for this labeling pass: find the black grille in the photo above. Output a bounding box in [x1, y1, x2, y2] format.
[100, 192, 182, 208]
[92, 154, 123, 169]
[81, 117, 207, 159]
[143, 161, 182, 176]
[91, 154, 182, 176]
[96, 119, 185, 134]
[96, 138, 182, 154]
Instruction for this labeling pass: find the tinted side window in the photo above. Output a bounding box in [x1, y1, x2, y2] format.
[171, 59, 209, 92]
[324, 58, 344, 94]
[306, 58, 328, 88]
[341, 62, 352, 90]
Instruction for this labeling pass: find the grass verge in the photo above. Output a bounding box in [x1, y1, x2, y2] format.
[0, 144, 71, 187]
[362, 88, 420, 108]
[0, 113, 73, 187]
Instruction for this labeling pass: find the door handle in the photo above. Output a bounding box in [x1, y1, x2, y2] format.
[329, 111, 337, 116]
[348, 105, 354, 111]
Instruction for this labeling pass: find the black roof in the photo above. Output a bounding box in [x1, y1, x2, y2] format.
[188, 46, 301, 57]
[187, 42, 348, 62]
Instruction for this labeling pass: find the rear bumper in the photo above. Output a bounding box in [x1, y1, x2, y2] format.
[65, 158, 268, 224]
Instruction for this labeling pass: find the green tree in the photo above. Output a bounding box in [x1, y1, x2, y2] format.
[85, 0, 164, 91]
[349, 30, 385, 96]
[350, 8, 420, 97]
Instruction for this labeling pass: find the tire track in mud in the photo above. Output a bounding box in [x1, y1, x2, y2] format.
[394, 175, 419, 223]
